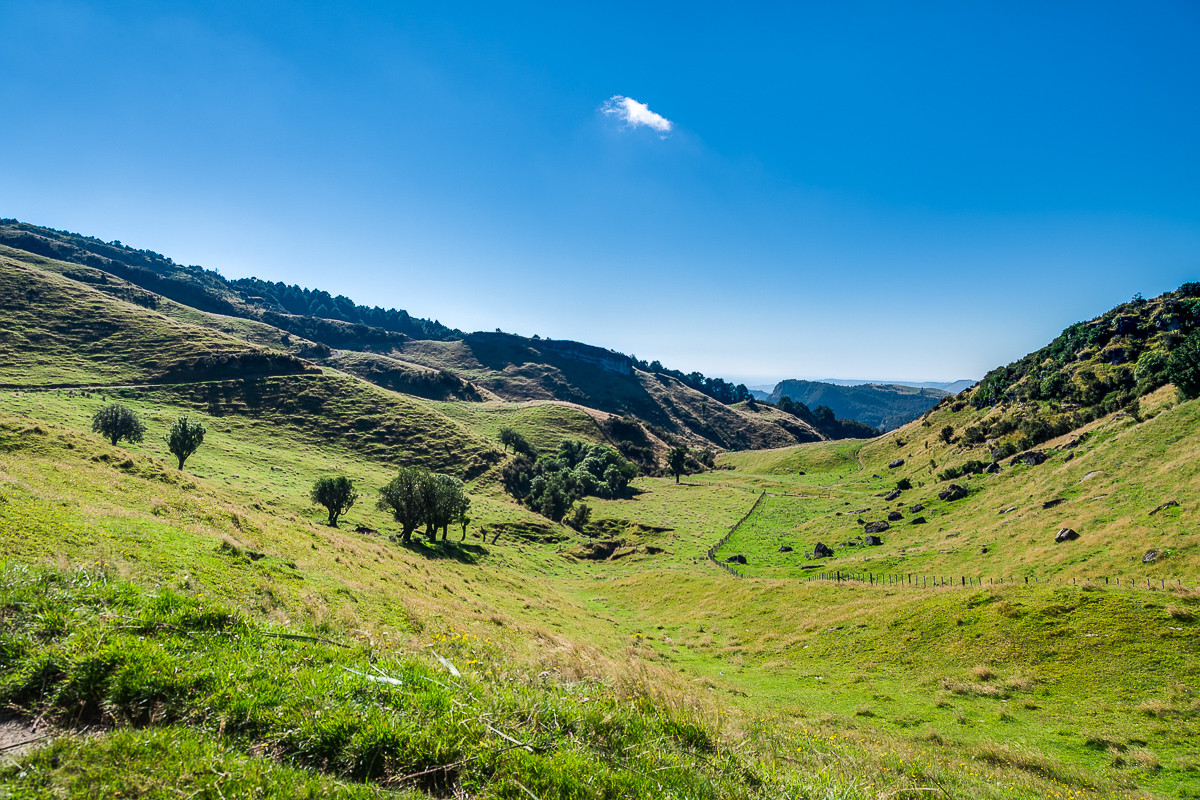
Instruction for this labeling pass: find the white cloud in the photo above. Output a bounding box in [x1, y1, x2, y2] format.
[601, 95, 673, 134]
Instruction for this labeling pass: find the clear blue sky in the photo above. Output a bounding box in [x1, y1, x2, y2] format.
[3, 1, 1198, 385]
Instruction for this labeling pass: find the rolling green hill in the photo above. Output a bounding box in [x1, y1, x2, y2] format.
[0, 222, 827, 452]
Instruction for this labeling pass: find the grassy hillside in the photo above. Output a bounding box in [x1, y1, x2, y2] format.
[1, 228, 825, 454]
[398, 335, 821, 450]
[0, 251, 313, 388]
[3, 383, 1196, 797]
[3, 228, 1199, 797]
[714, 385, 1198, 581]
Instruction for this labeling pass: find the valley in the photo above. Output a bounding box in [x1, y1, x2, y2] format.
[1, 230, 1198, 799]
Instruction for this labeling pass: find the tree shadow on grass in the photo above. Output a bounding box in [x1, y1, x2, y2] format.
[399, 538, 487, 564]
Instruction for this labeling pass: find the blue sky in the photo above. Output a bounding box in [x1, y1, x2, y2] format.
[2, 1, 1198, 384]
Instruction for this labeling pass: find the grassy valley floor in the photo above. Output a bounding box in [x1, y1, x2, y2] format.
[1, 383, 1198, 797]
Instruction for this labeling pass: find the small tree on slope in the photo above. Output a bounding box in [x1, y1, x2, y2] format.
[311, 476, 358, 527]
[166, 416, 206, 470]
[92, 404, 146, 447]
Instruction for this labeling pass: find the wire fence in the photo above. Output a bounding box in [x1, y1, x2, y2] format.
[803, 572, 1196, 591]
[705, 494, 1193, 591]
[706, 491, 766, 578]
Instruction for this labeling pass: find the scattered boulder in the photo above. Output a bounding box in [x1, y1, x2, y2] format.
[1042, 498, 1066, 510]
[354, 525, 379, 534]
[813, 542, 834, 558]
[945, 532, 959, 539]
[887, 511, 903, 521]
[864, 535, 884, 546]
[888, 459, 905, 469]
[909, 504, 925, 513]
[980, 545, 989, 554]
[1054, 528, 1079, 543]
[998, 506, 1018, 515]
[909, 516, 926, 525]
[778, 545, 794, 553]
[984, 462, 1000, 474]
[938, 484, 968, 502]
[884, 489, 902, 501]
[856, 518, 865, 525]
[1081, 471, 1103, 482]
[864, 521, 890, 534]
[1014, 451, 1047, 466]
[724, 554, 748, 564]
[1142, 550, 1160, 564]
[800, 564, 820, 570]
[1149, 500, 1180, 516]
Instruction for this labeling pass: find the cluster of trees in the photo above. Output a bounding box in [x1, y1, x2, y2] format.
[91, 404, 206, 469]
[500, 439, 637, 522]
[233, 277, 459, 341]
[376, 467, 470, 543]
[973, 284, 1200, 409]
[626, 357, 751, 405]
[774, 397, 880, 439]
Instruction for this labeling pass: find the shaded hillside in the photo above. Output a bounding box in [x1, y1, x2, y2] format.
[767, 379, 947, 430]
[396, 334, 823, 450]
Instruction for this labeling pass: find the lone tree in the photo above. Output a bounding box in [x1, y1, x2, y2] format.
[939, 425, 955, 445]
[667, 446, 688, 484]
[166, 416, 206, 469]
[92, 404, 146, 446]
[311, 475, 358, 527]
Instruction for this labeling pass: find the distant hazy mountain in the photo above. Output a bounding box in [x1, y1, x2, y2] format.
[766, 380, 950, 431]
[817, 378, 976, 394]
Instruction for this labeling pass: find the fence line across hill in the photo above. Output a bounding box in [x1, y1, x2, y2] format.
[706, 491, 765, 579]
[803, 572, 1196, 591]
[704, 490, 1192, 591]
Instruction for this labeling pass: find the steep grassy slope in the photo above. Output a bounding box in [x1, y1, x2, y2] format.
[715, 386, 1199, 581]
[0, 252, 313, 387]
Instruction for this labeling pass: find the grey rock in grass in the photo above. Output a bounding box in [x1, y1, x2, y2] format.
[910, 516, 927, 525]
[984, 462, 1001, 474]
[778, 545, 793, 553]
[980, 545, 989, 554]
[1081, 471, 1103, 482]
[1142, 550, 1160, 564]
[999, 506, 1018, 515]
[1014, 450, 1047, 466]
[1149, 500, 1180, 516]
[884, 489, 902, 501]
[938, 484, 968, 502]
[724, 554, 747, 564]
[1042, 498, 1066, 510]
[1054, 528, 1080, 543]
[864, 520, 890, 534]
[812, 542, 834, 558]
[887, 511, 903, 521]
[888, 459, 905, 469]
[909, 503, 925, 513]
[864, 535, 884, 546]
